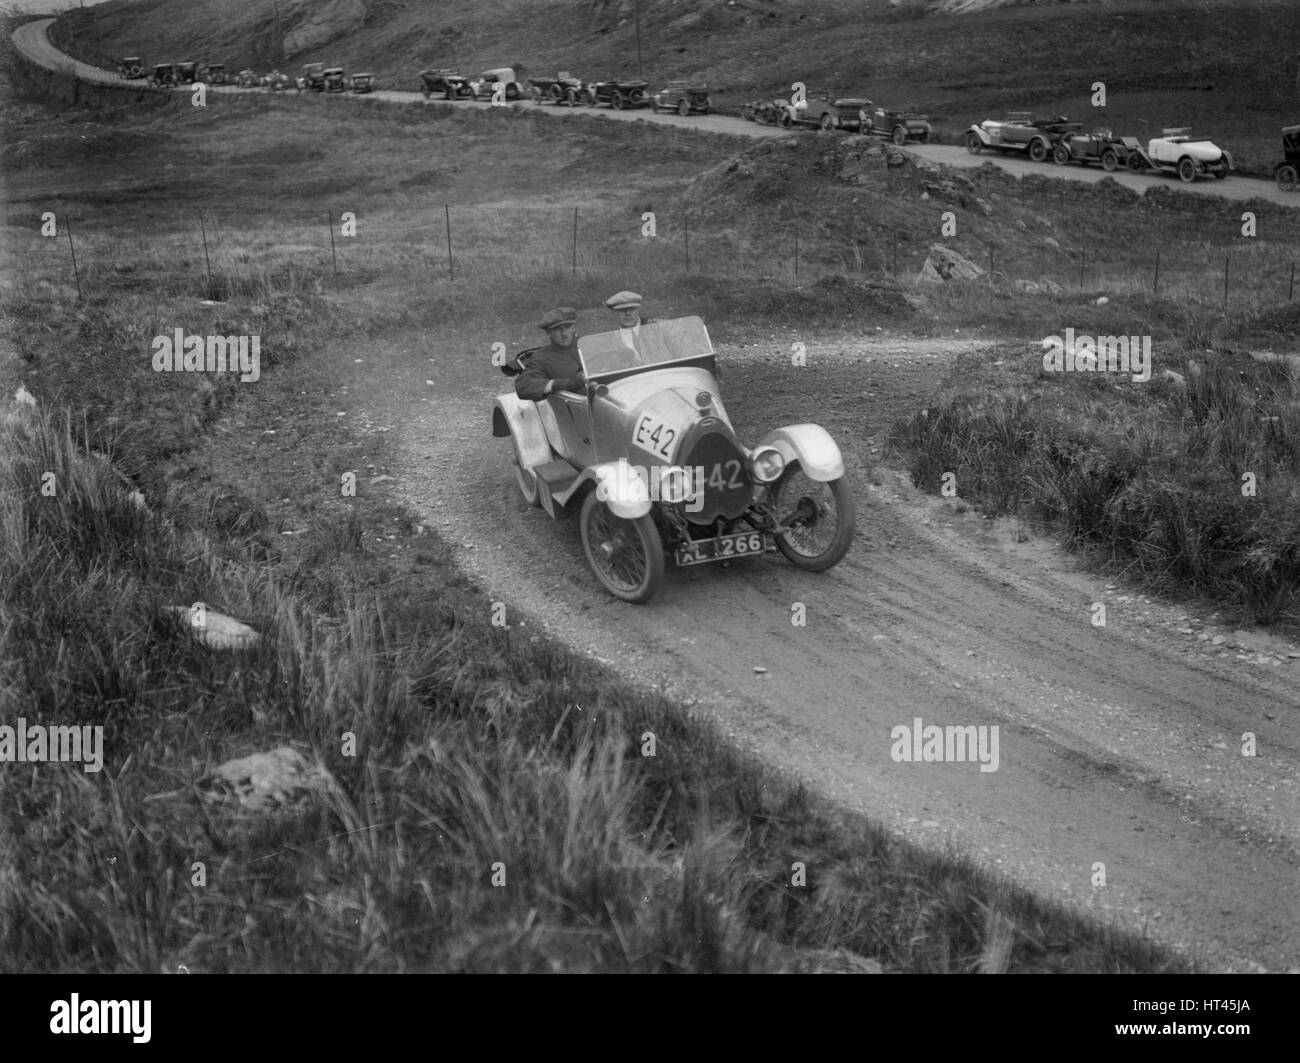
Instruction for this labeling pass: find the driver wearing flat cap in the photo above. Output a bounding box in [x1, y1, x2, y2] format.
[514, 307, 587, 401]
[605, 290, 652, 356]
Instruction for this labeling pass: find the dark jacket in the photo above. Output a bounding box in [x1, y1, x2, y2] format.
[513, 341, 583, 401]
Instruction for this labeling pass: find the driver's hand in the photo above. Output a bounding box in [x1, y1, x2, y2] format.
[554, 375, 585, 393]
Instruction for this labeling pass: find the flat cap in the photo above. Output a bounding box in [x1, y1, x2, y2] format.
[605, 290, 643, 311]
[538, 306, 578, 331]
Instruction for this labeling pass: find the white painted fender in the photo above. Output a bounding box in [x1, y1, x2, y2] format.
[967, 124, 992, 145]
[589, 459, 652, 519]
[759, 424, 846, 482]
[492, 393, 551, 472]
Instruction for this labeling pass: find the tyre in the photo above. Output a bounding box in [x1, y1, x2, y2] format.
[677, 98, 690, 117]
[778, 109, 794, 129]
[1212, 167, 1227, 180]
[1177, 156, 1198, 183]
[1127, 152, 1145, 173]
[611, 92, 625, 110]
[965, 130, 983, 154]
[1028, 138, 1049, 163]
[651, 99, 660, 113]
[892, 124, 907, 146]
[579, 491, 663, 604]
[565, 88, 578, 107]
[1052, 142, 1070, 165]
[1101, 149, 1118, 172]
[509, 436, 540, 508]
[1277, 164, 1299, 192]
[507, 85, 520, 100]
[820, 112, 835, 131]
[700, 108, 709, 115]
[445, 88, 455, 100]
[769, 465, 855, 572]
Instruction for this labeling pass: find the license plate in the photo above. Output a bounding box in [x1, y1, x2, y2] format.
[675, 531, 767, 567]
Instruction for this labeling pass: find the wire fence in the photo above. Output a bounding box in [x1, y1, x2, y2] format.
[15, 198, 1300, 310]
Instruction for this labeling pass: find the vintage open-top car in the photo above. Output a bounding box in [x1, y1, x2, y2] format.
[119, 56, 145, 79]
[869, 105, 930, 144]
[966, 112, 1080, 162]
[174, 61, 199, 84]
[741, 98, 787, 125]
[323, 67, 347, 93]
[777, 92, 870, 132]
[237, 68, 258, 87]
[263, 70, 292, 91]
[419, 68, 475, 100]
[530, 72, 590, 105]
[202, 62, 227, 85]
[1275, 124, 1300, 192]
[1124, 127, 1232, 182]
[298, 63, 326, 91]
[587, 79, 651, 110]
[492, 316, 856, 603]
[1051, 127, 1134, 170]
[148, 63, 176, 87]
[652, 80, 710, 116]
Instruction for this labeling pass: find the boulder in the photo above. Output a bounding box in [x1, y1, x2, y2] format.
[917, 244, 986, 283]
[198, 747, 334, 813]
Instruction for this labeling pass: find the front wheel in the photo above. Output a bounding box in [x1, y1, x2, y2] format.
[1101, 149, 1118, 172]
[892, 124, 907, 145]
[1277, 164, 1298, 192]
[965, 130, 983, 154]
[768, 465, 855, 572]
[820, 112, 835, 131]
[1028, 138, 1049, 163]
[1127, 152, 1145, 173]
[579, 491, 663, 604]
[1052, 142, 1070, 164]
[677, 98, 690, 117]
[611, 92, 625, 110]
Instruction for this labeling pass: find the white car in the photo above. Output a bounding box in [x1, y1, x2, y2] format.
[1131, 128, 1232, 182]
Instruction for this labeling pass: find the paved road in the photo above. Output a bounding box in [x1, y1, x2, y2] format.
[17, 16, 1300, 207]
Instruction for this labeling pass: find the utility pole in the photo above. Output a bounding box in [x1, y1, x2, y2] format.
[634, 0, 642, 79]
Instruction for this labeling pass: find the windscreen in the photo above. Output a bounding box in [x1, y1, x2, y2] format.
[578, 316, 713, 378]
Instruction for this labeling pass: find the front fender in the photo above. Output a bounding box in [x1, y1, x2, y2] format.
[967, 124, 992, 145]
[492, 394, 552, 471]
[586, 459, 652, 519]
[759, 424, 846, 482]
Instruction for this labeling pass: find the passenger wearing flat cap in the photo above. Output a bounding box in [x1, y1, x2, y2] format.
[514, 307, 586, 401]
[605, 291, 653, 360]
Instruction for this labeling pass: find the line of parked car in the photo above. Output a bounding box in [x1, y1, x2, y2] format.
[741, 92, 931, 143]
[417, 65, 711, 115]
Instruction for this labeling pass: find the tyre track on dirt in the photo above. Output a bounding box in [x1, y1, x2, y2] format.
[342, 333, 1300, 973]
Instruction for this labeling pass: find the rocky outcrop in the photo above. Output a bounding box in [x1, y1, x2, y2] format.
[282, 0, 368, 58]
[917, 244, 986, 283]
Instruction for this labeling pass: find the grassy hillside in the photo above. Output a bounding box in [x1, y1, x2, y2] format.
[51, 0, 1300, 171]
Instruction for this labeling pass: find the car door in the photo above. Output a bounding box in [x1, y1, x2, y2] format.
[549, 392, 597, 468]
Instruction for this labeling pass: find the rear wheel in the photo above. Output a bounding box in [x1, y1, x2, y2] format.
[611, 92, 625, 110]
[1028, 138, 1049, 163]
[778, 109, 794, 129]
[677, 98, 690, 117]
[1101, 148, 1118, 172]
[1127, 152, 1145, 172]
[892, 124, 907, 145]
[820, 112, 835, 131]
[965, 130, 983, 154]
[579, 491, 663, 604]
[1177, 156, 1198, 183]
[1277, 164, 1299, 192]
[769, 465, 856, 572]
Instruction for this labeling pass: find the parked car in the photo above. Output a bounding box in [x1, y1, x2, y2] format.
[263, 70, 292, 92]
[966, 112, 1080, 162]
[237, 68, 258, 88]
[587, 79, 651, 110]
[470, 67, 527, 101]
[493, 316, 855, 603]
[869, 105, 930, 144]
[323, 67, 347, 93]
[174, 61, 199, 85]
[776, 92, 870, 132]
[201, 63, 227, 85]
[529, 72, 590, 105]
[350, 72, 375, 94]
[741, 98, 787, 125]
[1124, 127, 1232, 182]
[1051, 128, 1134, 171]
[119, 56, 145, 80]
[419, 68, 475, 100]
[652, 80, 710, 116]
[148, 63, 176, 87]
[1274, 124, 1300, 192]
[297, 63, 326, 92]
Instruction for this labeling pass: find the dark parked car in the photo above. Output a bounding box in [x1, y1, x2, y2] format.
[323, 67, 347, 93]
[298, 63, 326, 92]
[1052, 128, 1135, 171]
[148, 63, 176, 87]
[175, 61, 199, 85]
[119, 56, 145, 80]
[652, 80, 710, 116]
[529, 72, 589, 106]
[587, 79, 651, 110]
[1275, 125, 1300, 192]
[869, 105, 930, 144]
[202, 63, 227, 85]
[351, 72, 375, 94]
[419, 68, 475, 100]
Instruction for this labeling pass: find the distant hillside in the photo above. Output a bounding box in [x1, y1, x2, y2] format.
[50, 0, 1300, 168]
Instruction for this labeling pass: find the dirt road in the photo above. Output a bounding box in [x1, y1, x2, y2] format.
[339, 329, 1300, 974]
[19, 15, 1300, 972]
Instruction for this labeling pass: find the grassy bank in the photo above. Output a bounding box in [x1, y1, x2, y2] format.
[0, 65, 1197, 972]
